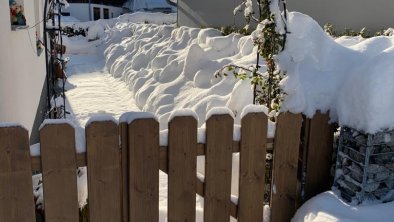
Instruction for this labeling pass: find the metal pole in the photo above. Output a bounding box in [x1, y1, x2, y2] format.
[88, 0, 92, 21]
[43, 0, 51, 114]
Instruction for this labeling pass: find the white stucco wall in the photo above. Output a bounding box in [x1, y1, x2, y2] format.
[0, 0, 46, 136]
[62, 3, 123, 22]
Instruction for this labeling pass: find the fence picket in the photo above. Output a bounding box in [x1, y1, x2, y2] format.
[304, 111, 334, 200]
[168, 116, 197, 222]
[238, 112, 267, 222]
[40, 123, 79, 222]
[129, 118, 159, 222]
[0, 126, 35, 222]
[86, 121, 121, 221]
[270, 113, 302, 222]
[204, 114, 233, 222]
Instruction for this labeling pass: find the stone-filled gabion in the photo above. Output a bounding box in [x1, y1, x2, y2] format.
[334, 127, 394, 205]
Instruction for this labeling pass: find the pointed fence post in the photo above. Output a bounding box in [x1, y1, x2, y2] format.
[0, 125, 35, 222]
[270, 113, 302, 222]
[40, 123, 79, 222]
[128, 118, 160, 222]
[204, 114, 234, 222]
[86, 120, 122, 222]
[238, 112, 268, 222]
[168, 116, 197, 222]
[304, 111, 335, 200]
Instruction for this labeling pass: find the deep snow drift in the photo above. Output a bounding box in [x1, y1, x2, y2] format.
[104, 12, 394, 134]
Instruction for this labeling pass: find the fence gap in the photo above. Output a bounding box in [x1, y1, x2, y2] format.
[0, 126, 35, 222]
[40, 123, 79, 222]
[128, 118, 159, 222]
[86, 121, 121, 221]
[204, 114, 234, 222]
[270, 113, 302, 222]
[168, 116, 197, 222]
[304, 111, 334, 200]
[238, 112, 267, 222]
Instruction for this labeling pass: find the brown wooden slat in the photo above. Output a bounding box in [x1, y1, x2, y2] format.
[168, 116, 197, 222]
[129, 118, 159, 222]
[304, 111, 334, 200]
[0, 126, 35, 222]
[270, 113, 302, 222]
[31, 140, 273, 171]
[86, 121, 121, 222]
[31, 153, 86, 171]
[238, 113, 267, 222]
[204, 114, 233, 222]
[120, 122, 129, 222]
[40, 123, 79, 222]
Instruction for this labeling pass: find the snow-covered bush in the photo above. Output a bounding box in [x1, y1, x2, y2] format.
[216, 0, 287, 112]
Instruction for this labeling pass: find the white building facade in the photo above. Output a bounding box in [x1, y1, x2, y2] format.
[0, 0, 47, 142]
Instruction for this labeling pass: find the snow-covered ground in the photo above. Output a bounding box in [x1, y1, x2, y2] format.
[34, 10, 394, 222]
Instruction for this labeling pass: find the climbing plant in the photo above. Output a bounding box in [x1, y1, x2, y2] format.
[215, 0, 287, 112]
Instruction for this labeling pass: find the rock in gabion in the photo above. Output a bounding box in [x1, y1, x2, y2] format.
[334, 127, 394, 205]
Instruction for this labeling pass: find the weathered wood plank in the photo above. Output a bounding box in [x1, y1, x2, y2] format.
[120, 122, 129, 222]
[40, 123, 79, 222]
[31, 140, 274, 171]
[86, 121, 121, 222]
[31, 153, 86, 171]
[0, 126, 35, 222]
[204, 114, 233, 222]
[168, 116, 197, 222]
[238, 112, 267, 222]
[304, 111, 334, 200]
[129, 118, 159, 222]
[270, 113, 302, 222]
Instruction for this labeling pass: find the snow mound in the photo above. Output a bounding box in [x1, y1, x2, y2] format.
[292, 191, 394, 222]
[104, 23, 260, 131]
[279, 12, 394, 133]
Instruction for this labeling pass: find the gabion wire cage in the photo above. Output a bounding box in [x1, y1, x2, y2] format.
[334, 127, 394, 205]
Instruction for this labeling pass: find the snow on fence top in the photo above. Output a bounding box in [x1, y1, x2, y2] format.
[119, 111, 157, 124]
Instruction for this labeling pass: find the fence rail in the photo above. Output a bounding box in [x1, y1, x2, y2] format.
[0, 111, 334, 222]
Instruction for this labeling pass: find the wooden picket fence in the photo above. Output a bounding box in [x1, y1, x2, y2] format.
[0, 111, 334, 222]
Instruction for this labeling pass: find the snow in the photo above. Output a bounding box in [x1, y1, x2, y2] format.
[279, 12, 394, 133]
[119, 111, 157, 124]
[168, 109, 198, 122]
[205, 107, 235, 120]
[292, 191, 394, 222]
[240, 104, 269, 119]
[30, 143, 40, 157]
[0, 122, 26, 130]
[85, 115, 118, 127]
[39, 119, 75, 131]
